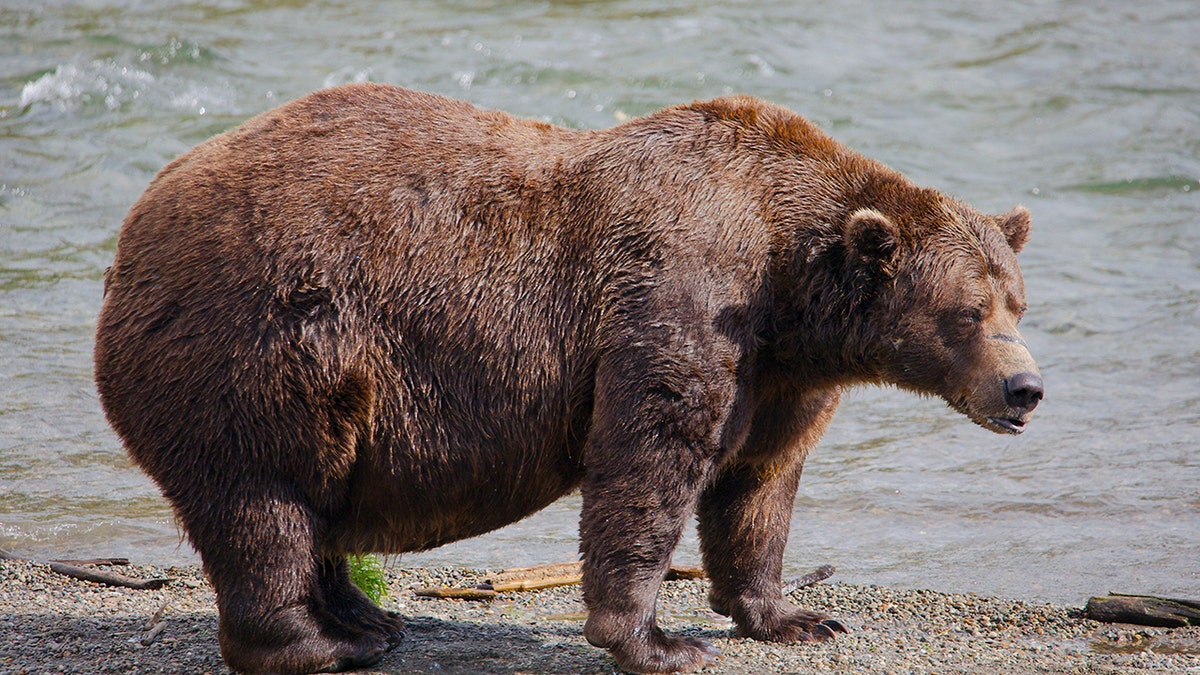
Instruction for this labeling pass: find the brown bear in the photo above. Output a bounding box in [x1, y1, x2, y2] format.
[94, 84, 1042, 674]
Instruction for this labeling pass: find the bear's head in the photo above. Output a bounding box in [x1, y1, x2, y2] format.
[845, 197, 1043, 434]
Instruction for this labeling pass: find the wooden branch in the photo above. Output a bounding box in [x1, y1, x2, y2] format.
[413, 587, 498, 600]
[140, 620, 168, 646]
[486, 561, 582, 586]
[783, 564, 836, 594]
[488, 574, 582, 593]
[47, 562, 173, 590]
[488, 561, 707, 592]
[1086, 594, 1200, 627]
[50, 557, 130, 566]
[415, 561, 710, 602]
[144, 600, 171, 630]
[140, 601, 171, 646]
[486, 561, 583, 591]
[664, 565, 706, 581]
[0, 548, 171, 590]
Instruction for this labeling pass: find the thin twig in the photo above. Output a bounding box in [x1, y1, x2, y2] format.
[140, 620, 168, 646]
[48, 562, 172, 590]
[783, 564, 836, 594]
[413, 587, 498, 600]
[50, 557, 130, 566]
[144, 600, 171, 630]
[1, 547, 171, 590]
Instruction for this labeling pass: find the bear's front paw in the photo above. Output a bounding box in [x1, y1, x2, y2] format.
[610, 631, 720, 674]
[586, 616, 720, 674]
[736, 605, 849, 643]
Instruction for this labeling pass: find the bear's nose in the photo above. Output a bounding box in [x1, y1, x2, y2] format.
[1004, 372, 1044, 411]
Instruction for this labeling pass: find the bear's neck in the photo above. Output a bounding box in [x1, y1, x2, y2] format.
[760, 160, 901, 387]
[763, 254, 887, 388]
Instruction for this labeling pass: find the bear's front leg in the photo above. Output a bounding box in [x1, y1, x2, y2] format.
[698, 387, 849, 643]
[578, 352, 732, 673]
[580, 477, 722, 674]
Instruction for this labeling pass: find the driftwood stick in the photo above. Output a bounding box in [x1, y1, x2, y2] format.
[1086, 594, 1200, 627]
[140, 600, 171, 645]
[1110, 592, 1200, 611]
[416, 562, 711, 601]
[486, 561, 582, 586]
[413, 587, 498, 600]
[47, 562, 173, 590]
[50, 557, 131, 566]
[144, 600, 171, 631]
[1, 547, 171, 590]
[783, 564, 836, 594]
[664, 565, 706, 581]
[488, 574, 582, 593]
[487, 562, 706, 592]
[140, 620, 169, 646]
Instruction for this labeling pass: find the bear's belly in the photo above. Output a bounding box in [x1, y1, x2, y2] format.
[330, 429, 587, 555]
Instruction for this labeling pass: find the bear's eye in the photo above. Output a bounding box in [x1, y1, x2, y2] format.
[958, 307, 983, 326]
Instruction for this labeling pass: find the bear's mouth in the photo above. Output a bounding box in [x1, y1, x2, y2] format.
[986, 416, 1027, 435]
[946, 397, 1030, 435]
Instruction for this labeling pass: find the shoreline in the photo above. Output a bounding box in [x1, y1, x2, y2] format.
[1, 559, 1196, 674]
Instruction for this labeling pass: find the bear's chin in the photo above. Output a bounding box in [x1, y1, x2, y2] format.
[983, 416, 1027, 435]
[945, 398, 1030, 435]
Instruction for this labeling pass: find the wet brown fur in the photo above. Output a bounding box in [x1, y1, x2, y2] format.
[95, 84, 1039, 674]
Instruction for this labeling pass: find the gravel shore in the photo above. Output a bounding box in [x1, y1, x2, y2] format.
[1, 558, 1197, 674]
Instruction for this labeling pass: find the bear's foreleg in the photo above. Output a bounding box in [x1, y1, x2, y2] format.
[578, 351, 732, 673]
[579, 471, 723, 674]
[697, 387, 848, 643]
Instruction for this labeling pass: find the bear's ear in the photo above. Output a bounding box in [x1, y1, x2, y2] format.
[844, 208, 899, 272]
[994, 205, 1031, 253]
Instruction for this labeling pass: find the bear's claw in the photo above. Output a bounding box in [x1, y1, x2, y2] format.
[821, 618, 849, 634]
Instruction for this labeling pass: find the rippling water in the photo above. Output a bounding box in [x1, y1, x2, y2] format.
[2, 1, 1197, 605]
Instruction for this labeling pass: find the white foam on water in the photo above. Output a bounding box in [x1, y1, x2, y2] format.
[20, 60, 156, 112]
[322, 66, 373, 89]
[19, 58, 236, 118]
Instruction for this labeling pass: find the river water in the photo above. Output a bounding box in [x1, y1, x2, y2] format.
[2, 1, 1197, 606]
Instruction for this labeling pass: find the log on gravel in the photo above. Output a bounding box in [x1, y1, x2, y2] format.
[1086, 593, 1200, 627]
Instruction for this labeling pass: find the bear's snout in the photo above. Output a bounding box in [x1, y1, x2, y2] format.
[1003, 372, 1044, 412]
[982, 371, 1043, 434]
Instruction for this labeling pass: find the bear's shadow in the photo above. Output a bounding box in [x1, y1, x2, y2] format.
[0, 606, 731, 674]
[387, 615, 731, 675]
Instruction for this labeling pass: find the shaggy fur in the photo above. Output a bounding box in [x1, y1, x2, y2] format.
[95, 85, 1042, 674]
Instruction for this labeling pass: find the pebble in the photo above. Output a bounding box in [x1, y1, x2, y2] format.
[1, 559, 1197, 674]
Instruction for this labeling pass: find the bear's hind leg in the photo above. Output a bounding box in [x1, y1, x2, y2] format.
[190, 484, 389, 674]
[317, 555, 405, 648]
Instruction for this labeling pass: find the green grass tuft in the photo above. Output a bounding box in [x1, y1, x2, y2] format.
[347, 554, 388, 604]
